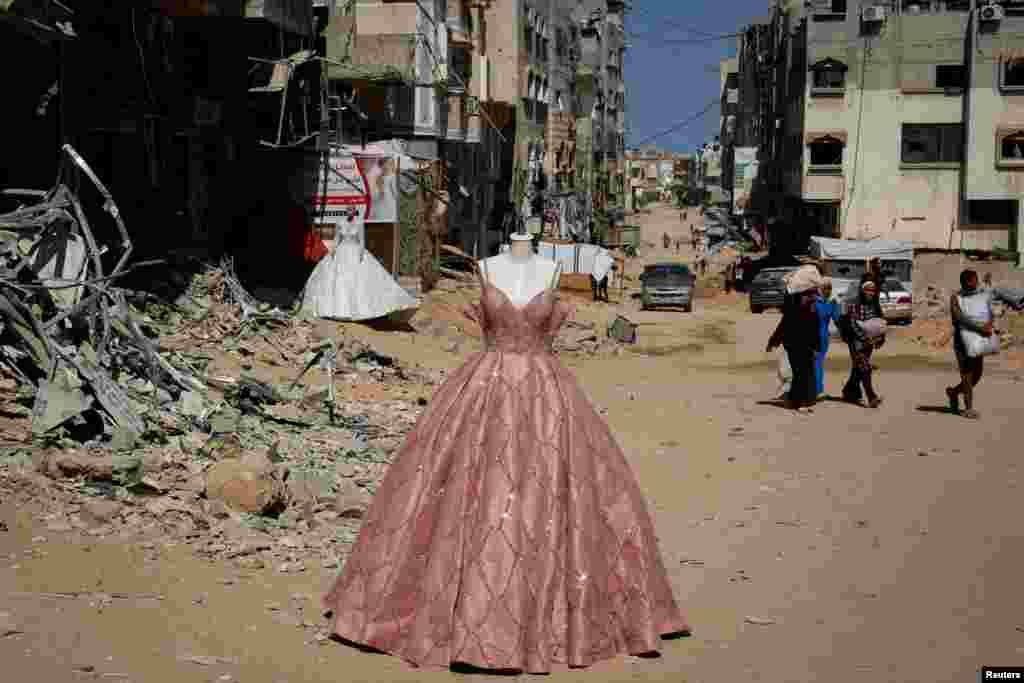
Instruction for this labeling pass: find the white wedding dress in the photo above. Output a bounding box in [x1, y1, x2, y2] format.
[301, 220, 416, 321]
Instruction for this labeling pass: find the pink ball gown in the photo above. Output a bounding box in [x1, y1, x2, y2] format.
[322, 277, 689, 673]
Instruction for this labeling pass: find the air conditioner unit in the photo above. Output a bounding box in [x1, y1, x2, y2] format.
[979, 3, 1005, 22]
[862, 5, 886, 22]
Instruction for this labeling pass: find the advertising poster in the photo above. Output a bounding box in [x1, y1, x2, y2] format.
[362, 156, 399, 223]
[314, 150, 370, 230]
[314, 151, 402, 224]
[732, 147, 759, 215]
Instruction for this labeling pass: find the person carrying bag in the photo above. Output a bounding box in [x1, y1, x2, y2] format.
[944, 269, 1022, 419]
[838, 277, 886, 408]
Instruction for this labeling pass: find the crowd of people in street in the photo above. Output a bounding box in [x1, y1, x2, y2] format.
[663, 203, 1019, 420]
[766, 263, 1019, 418]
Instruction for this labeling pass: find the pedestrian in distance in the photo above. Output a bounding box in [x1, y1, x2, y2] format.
[814, 279, 841, 398]
[945, 269, 1021, 419]
[839, 277, 886, 408]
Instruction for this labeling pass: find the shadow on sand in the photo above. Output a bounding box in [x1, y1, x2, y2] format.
[327, 629, 692, 675]
[755, 396, 856, 411]
[915, 404, 959, 416]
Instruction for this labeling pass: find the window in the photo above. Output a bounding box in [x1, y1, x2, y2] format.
[935, 64, 965, 90]
[901, 1, 932, 12]
[449, 47, 470, 93]
[808, 135, 844, 167]
[1001, 59, 1024, 91]
[805, 202, 841, 237]
[999, 130, 1024, 163]
[810, 58, 848, 93]
[901, 123, 963, 164]
[965, 200, 1017, 228]
[813, 0, 846, 18]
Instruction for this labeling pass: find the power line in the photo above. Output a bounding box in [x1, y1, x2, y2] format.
[626, 4, 723, 38]
[636, 32, 742, 46]
[630, 98, 719, 147]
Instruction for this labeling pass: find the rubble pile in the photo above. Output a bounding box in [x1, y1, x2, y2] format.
[915, 284, 950, 320]
[0, 294, 437, 568]
[0, 146, 446, 569]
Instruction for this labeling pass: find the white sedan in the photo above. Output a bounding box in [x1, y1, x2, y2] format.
[879, 279, 913, 323]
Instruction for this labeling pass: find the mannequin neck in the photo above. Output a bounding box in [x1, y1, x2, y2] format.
[508, 238, 532, 261]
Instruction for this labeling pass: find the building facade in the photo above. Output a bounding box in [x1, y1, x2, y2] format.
[576, 0, 627, 212]
[735, 0, 1024, 260]
[323, 0, 510, 257]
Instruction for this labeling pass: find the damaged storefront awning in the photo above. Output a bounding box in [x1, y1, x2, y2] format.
[809, 237, 914, 262]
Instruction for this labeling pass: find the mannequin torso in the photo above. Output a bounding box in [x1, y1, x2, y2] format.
[478, 236, 560, 306]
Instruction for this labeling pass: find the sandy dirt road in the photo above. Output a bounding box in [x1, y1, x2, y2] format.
[2, 204, 1024, 683]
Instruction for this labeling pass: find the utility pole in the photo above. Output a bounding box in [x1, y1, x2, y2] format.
[960, 0, 978, 246]
[617, 2, 625, 210]
[599, 5, 608, 211]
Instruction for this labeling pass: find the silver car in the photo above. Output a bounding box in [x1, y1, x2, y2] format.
[879, 278, 913, 323]
[640, 263, 696, 312]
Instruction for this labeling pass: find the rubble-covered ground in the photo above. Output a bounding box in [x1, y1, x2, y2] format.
[0, 262, 444, 573]
[0, 255, 640, 578]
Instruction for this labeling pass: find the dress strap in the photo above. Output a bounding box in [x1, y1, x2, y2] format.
[476, 256, 490, 289]
[548, 262, 562, 293]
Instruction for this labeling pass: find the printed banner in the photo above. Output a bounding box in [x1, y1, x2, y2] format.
[733, 147, 759, 215]
[362, 156, 399, 223]
[314, 150, 370, 227]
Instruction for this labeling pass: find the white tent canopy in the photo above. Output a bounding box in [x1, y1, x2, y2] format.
[809, 237, 913, 262]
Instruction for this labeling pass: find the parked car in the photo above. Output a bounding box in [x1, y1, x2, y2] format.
[640, 262, 696, 312]
[879, 278, 913, 323]
[749, 266, 798, 313]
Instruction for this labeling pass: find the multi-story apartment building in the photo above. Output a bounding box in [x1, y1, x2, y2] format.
[544, 1, 580, 194]
[320, 0, 628, 251]
[739, 0, 1024, 260]
[576, 0, 627, 211]
[719, 57, 740, 206]
[323, 0, 507, 256]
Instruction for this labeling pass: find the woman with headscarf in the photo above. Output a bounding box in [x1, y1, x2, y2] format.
[839, 277, 885, 408]
[767, 266, 822, 412]
[814, 278, 841, 398]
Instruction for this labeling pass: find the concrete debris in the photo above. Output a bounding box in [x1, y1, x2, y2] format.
[0, 245, 437, 565]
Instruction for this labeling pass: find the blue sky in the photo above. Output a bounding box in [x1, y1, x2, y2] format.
[624, 0, 768, 154]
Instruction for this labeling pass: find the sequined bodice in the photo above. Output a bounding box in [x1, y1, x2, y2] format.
[477, 284, 569, 354]
[338, 222, 360, 243]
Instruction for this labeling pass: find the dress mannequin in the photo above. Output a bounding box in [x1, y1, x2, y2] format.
[478, 233, 560, 305]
